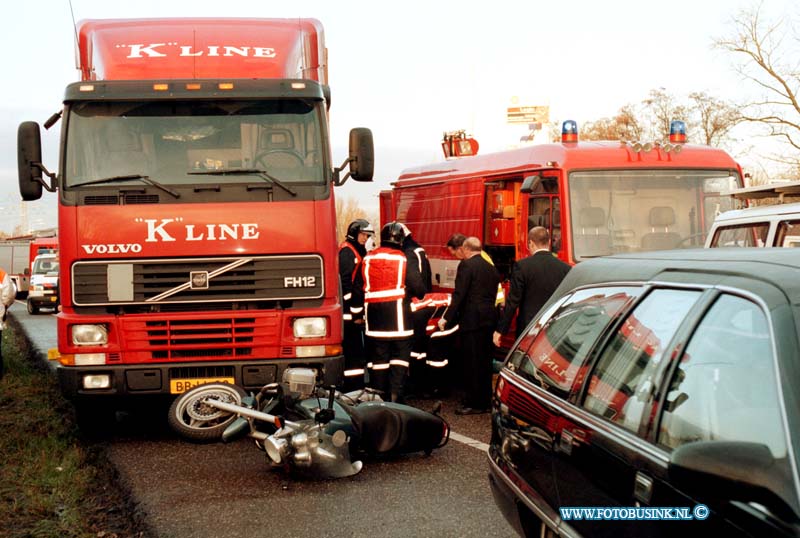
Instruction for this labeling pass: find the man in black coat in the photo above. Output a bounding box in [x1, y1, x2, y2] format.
[493, 226, 571, 346]
[439, 236, 501, 414]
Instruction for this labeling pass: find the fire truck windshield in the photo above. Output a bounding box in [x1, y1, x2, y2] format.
[63, 99, 327, 189]
[568, 169, 739, 260]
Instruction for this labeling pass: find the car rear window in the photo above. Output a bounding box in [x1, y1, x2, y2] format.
[509, 286, 641, 399]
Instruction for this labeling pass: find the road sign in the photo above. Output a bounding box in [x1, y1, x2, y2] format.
[507, 105, 549, 124]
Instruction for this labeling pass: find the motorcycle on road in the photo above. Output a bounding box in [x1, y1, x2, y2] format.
[168, 368, 450, 479]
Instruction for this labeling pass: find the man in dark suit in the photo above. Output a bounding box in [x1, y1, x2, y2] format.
[439, 236, 501, 414]
[493, 226, 571, 347]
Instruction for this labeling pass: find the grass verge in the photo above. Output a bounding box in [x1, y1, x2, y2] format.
[0, 322, 151, 538]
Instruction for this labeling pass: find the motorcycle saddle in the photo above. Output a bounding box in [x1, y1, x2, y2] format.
[348, 402, 447, 454]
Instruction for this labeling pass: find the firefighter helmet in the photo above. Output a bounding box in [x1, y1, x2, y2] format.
[346, 219, 374, 240]
[380, 221, 406, 248]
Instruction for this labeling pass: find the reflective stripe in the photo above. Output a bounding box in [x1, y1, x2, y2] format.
[344, 368, 365, 377]
[350, 306, 363, 314]
[370, 363, 391, 371]
[431, 325, 459, 338]
[343, 313, 353, 321]
[366, 328, 414, 338]
[365, 288, 405, 301]
[343, 292, 352, 301]
[410, 351, 427, 360]
[411, 298, 432, 312]
[389, 359, 410, 368]
[426, 359, 449, 368]
[413, 247, 425, 273]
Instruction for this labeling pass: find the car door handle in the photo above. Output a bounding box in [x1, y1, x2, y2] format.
[634, 471, 653, 504]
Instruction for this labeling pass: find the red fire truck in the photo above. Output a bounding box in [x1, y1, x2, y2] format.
[29, 236, 59, 272]
[381, 122, 743, 291]
[17, 18, 373, 418]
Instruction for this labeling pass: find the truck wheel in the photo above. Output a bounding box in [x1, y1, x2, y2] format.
[26, 300, 38, 315]
[168, 383, 247, 442]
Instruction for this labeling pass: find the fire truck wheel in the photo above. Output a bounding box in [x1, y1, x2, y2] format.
[168, 383, 247, 442]
[26, 300, 38, 315]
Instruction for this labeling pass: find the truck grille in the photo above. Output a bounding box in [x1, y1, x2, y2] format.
[123, 314, 279, 361]
[72, 255, 324, 306]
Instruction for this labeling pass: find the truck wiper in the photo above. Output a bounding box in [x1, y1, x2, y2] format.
[70, 174, 180, 199]
[188, 168, 297, 197]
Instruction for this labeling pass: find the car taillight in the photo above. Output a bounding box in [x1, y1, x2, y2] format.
[495, 376, 511, 414]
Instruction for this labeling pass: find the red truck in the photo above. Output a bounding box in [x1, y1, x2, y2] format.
[17, 18, 373, 421]
[382, 121, 743, 289]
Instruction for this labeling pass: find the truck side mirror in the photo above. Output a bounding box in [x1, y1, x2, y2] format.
[348, 127, 374, 182]
[520, 175, 541, 194]
[18, 121, 44, 201]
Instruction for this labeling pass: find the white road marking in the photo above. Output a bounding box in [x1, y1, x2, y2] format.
[449, 431, 490, 452]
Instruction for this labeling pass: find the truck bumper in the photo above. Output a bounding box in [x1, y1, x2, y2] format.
[56, 355, 344, 401]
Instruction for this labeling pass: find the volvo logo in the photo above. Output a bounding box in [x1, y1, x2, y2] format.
[190, 271, 209, 290]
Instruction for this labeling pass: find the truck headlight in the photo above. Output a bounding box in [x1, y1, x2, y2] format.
[72, 324, 108, 346]
[292, 317, 326, 338]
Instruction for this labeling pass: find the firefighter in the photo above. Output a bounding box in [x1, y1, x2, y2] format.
[398, 223, 433, 395]
[338, 219, 374, 391]
[354, 222, 426, 402]
[0, 266, 17, 380]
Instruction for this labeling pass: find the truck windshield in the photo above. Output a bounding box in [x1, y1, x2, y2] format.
[569, 169, 739, 260]
[33, 257, 59, 275]
[64, 99, 326, 188]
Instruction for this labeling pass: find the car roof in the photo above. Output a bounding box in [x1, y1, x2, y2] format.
[554, 248, 800, 308]
[713, 202, 800, 223]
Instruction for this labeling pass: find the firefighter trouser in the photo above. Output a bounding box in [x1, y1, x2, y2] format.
[342, 320, 366, 391]
[369, 337, 412, 402]
[460, 327, 494, 410]
[423, 326, 456, 394]
[409, 309, 431, 391]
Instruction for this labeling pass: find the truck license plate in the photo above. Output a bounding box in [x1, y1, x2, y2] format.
[169, 377, 235, 394]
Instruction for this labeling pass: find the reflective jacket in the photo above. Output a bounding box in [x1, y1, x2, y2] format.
[0, 268, 16, 329]
[355, 246, 425, 339]
[338, 239, 366, 322]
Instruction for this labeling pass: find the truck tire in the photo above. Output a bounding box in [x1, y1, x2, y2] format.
[168, 383, 247, 442]
[26, 300, 38, 315]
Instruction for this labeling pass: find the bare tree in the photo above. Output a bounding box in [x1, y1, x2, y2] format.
[335, 195, 377, 244]
[688, 92, 742, 146]
[641, 88, 690, 141]
[716, 4, 800, 159]
[581, 106, 644, 142]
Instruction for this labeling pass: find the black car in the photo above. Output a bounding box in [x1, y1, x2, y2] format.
[489, 248, 800, 538]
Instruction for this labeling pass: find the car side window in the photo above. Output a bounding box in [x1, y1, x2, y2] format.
[775, 220, 800, 247]
[711, 223, 770, 247]
[583, 289, 701, 432]
[658, 294, 787, 458]
[511, 287, 641, 399]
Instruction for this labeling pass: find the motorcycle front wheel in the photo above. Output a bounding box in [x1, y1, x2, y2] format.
[168, 383, 247, 442]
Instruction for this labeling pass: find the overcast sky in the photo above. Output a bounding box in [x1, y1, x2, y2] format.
[1, 0, 795, 234]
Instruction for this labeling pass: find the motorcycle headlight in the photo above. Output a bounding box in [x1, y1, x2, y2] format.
[265, 437, 289, 464]
[71, 324, 108, 346]
[293, 317, 326, 338]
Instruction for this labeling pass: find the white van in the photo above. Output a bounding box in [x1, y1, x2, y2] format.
[706, 181, 800, 248]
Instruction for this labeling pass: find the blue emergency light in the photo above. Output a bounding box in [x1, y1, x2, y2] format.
[669, 120, 687, 143]
[562, 120, 578, 143]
